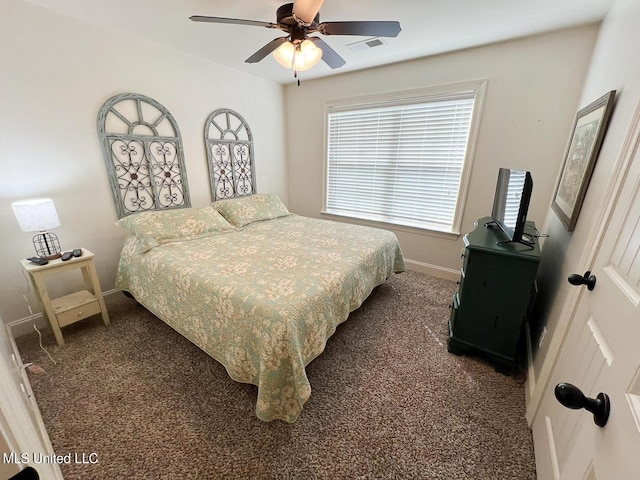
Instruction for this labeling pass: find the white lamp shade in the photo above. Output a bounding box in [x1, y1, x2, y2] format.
[273, 39, 322, 71]
[12, 198, 61, 232]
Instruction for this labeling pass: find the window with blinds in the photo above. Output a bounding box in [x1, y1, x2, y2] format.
[325, 82, 486, 233]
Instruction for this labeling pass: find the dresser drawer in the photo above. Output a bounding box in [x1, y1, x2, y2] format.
[52, 290, 102, 327]
[57, 301, 101, 327]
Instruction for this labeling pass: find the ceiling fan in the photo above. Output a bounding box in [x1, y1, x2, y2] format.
[190, 0, 401, 81]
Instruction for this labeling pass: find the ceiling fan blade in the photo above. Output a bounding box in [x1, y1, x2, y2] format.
[319, 21, 401, 37]
[308, 37, 346, 69]
[245, 37, 289, 63]
[189, 15, 278, 29]
[293, 0, 325, 24]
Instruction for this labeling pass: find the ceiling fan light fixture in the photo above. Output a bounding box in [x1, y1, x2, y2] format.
[273, 39, 322, 72]
[296, 39, 323, 71]
[273, 41, 295, 68]
[190, 2, 401, 79]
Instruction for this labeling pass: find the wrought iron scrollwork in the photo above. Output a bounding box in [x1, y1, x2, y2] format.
[205, 109, 256, 200]
[149, 140, 185, 208]
[97, 93, 191, 218]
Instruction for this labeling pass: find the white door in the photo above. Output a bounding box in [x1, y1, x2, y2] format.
[0, 321, 63, 479]
[534, 107, 640, 479]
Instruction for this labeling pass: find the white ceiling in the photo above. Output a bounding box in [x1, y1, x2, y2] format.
[27, 0, 615, 85]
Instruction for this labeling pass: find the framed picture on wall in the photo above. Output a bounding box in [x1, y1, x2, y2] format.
[551, 90, 616, 231]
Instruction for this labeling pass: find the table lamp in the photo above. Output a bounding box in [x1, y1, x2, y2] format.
[12, 198, 62, 259]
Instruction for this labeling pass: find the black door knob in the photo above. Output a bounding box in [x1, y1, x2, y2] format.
[554, 382, 610, 427]
[568, 271, 597, 290]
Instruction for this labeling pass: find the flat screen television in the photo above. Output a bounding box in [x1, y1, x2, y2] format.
[490, 168, 533, 246]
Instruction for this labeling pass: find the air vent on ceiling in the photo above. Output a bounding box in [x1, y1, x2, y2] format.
[346, 37, 387, 52]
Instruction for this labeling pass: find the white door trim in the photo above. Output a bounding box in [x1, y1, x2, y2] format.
[0, 323, 63, 479]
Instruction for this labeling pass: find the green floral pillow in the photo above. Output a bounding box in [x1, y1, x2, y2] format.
[116, 205, 235, 251]
[213, 193, 291, 228]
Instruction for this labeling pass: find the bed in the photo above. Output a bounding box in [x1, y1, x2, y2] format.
[115, 193, 405, 422]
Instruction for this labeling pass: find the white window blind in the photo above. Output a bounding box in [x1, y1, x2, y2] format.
[326, 90, 478, 232]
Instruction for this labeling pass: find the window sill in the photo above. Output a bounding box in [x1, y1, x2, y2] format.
[320, 211, 461, 240]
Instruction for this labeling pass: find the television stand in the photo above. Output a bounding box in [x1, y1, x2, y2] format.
[496, 235, 535, 250]
[447, 217, 541, 374]
[483, 220, 535, 250]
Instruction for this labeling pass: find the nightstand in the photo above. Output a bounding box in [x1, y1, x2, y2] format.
[20, 248, 110, 346]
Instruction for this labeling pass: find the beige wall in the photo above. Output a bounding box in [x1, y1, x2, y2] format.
[284, 26, 599, 277]
[530, 0, 640, 398]
[0, 0, 287, 324]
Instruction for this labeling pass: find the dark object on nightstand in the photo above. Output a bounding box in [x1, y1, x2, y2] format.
[447, 216, 541, 375]
[10, 466, 39, 479]
[61, 249, 83, 261]
[27, 256, 48, 266]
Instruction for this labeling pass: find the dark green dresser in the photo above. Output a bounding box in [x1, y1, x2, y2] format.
[447, 217, 541, 374]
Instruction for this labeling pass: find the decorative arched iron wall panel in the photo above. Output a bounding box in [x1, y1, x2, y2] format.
[205, 109, 256, 200]
[97, 93, 191, 218]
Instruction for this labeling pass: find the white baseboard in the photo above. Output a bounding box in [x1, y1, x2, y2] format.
[403, 258, 459, 281]
[8, 267, 458, 338]
[7, 314, 50, 340]
[8, 289, 119, 339]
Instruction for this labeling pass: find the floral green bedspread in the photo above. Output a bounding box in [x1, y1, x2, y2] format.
[115, 214, 405, 422]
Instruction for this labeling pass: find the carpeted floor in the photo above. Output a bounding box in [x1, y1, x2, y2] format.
[16, 270, 536, 479]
